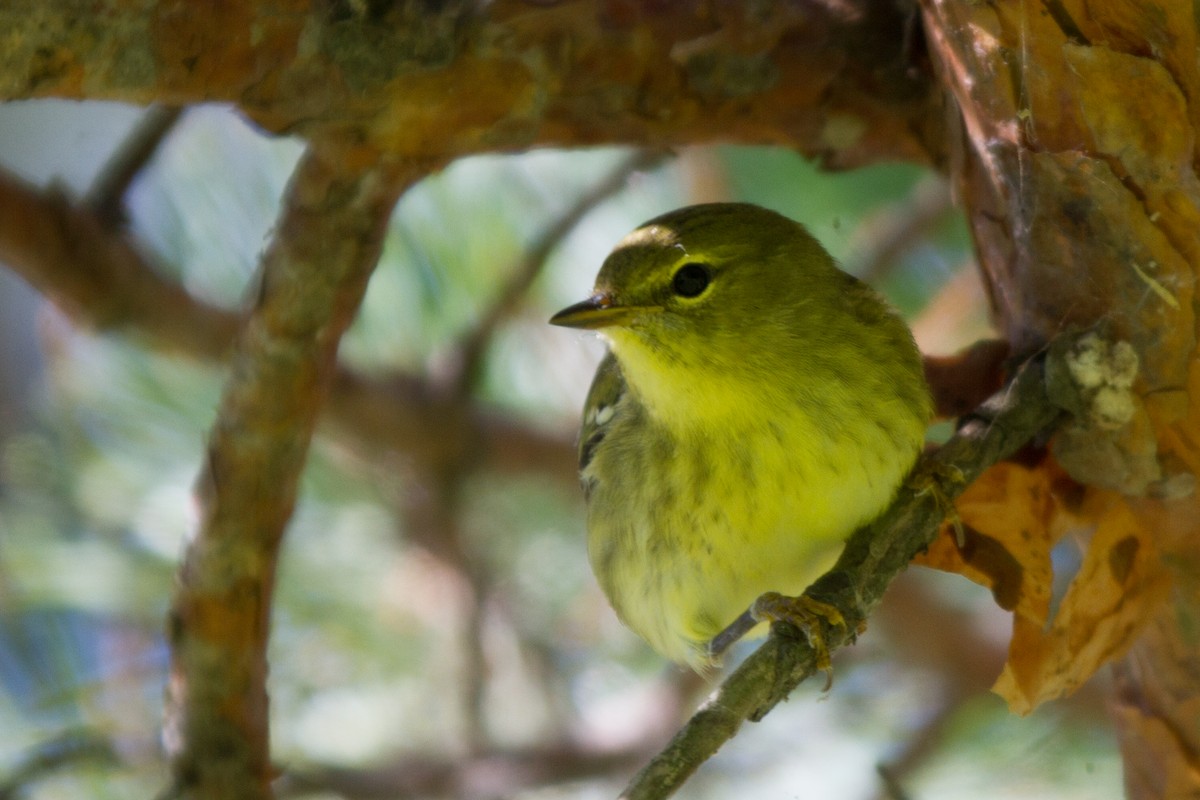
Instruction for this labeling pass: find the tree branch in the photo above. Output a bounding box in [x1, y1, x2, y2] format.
[620, 352, 1064, 800]
[0, 152, 1015, 497]
[161, 145, 424, 798]
[0, 165, 580, 484]
[0, 165, 240, 360]
[0, 0, 943, 169]
[84, 104, 184, 229]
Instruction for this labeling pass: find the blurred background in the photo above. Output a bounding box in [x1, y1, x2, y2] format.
[0, 102, 1117, 798]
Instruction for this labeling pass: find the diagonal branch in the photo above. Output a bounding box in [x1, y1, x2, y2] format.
[451, 149, 668, 396]
[161, 145, 429, 799]
[851, 175, 955, 284]
[620, 353, 1064, 800]
[0, 165, 579, 483]
[0, 165, 241, 360]
[84, 104, 184, 229]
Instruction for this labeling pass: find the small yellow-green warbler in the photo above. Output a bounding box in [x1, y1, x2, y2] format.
[550, 203, 932, 669]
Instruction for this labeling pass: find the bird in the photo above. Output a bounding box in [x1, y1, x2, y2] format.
[550, 202, 932, 669]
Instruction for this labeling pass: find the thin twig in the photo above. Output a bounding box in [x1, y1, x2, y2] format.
[872, 700, 953, 800]
[84, 105, 184, 229]
[852, 175, 954, 284]
[619, 353, 1064, 800]
[452, 149, 668, 396]
[866, 571, 1009, 799]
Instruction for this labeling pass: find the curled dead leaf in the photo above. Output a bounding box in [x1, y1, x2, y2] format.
[913, 462, 1173, 715]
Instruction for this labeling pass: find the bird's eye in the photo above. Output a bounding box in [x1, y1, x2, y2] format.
[671, 262, 712, 298]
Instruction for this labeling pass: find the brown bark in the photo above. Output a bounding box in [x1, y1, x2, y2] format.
[921, 1, 1200, 795]
[163, 146, 417, 798]
[1, 0, 943, 167]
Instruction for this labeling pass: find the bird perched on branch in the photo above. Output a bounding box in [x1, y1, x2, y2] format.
[551, 203, 931, 669]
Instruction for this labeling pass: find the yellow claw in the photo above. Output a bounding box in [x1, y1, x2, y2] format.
[750, 591, 848, 676]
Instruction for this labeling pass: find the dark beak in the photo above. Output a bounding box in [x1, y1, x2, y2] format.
[549, 293, 644, 330]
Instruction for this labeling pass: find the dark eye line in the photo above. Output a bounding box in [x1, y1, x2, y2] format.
[671, 261, 712, 298]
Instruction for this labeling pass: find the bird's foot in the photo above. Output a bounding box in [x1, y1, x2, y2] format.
[750, 591, 847, 677]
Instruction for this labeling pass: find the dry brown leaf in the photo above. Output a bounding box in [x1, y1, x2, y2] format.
[914, 462, 1173, 715]
[913, 461, 1068, 622]
[994, 491, 1173, 714]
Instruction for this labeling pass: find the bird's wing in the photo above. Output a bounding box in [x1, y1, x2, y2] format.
[579, 350, 625, 475]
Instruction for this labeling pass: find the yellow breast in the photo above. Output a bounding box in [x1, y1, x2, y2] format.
[584, 385, 922, 667]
